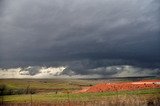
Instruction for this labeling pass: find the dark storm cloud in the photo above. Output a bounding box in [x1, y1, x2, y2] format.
[61, 65, 160, 77]
[0, 0, 160, 76]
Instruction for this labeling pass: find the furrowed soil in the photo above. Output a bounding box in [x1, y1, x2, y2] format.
[79, 80, 160, 93]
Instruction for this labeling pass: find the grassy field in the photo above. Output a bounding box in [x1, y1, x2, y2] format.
[0, 78, 160, 106]
[3, 89, 160, 102]
[0, 79, 94, 89]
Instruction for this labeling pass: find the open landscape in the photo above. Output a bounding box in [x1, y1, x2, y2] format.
[1, 0, 160, 106]
[1, 77, 160, 106]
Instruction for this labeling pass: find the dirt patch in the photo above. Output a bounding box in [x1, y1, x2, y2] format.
[78, 80, 160, 93]
[74, 87, 90, 93]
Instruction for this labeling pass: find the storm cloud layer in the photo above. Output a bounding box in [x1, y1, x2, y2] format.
[0, 0, 160, 77]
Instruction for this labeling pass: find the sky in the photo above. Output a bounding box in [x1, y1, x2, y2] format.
[0, 0, 160, 78]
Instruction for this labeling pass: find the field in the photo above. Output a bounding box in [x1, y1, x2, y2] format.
[0, 77, 160, 106]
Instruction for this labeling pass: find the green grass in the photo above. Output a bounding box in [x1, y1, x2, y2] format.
[3, 88, 160, 103]
[0, 79, 97, 96]
[0, 79, 96, 90]
[1, 78, 160, 104]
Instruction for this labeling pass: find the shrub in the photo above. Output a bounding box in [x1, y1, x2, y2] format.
[0, 84, 6, 96]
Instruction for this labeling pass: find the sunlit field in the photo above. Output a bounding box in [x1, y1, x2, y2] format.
[0, 78, 160, 106]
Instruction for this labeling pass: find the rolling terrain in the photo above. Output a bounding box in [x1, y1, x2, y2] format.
[0, 77, 160, 106]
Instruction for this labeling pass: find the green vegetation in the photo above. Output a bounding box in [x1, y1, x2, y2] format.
[0, 79, 96, 96]
[0, 78, 160, 106]
[2, 88, 160, 103]
[0, 79, 96, 88]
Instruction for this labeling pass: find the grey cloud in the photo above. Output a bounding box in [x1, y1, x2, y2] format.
[62, 65, 160, 77]
[0, 0, 160, 77]
[0, 65, 159, 78]
[19, 66, 41, 76]
[61, 59, 160, 76]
